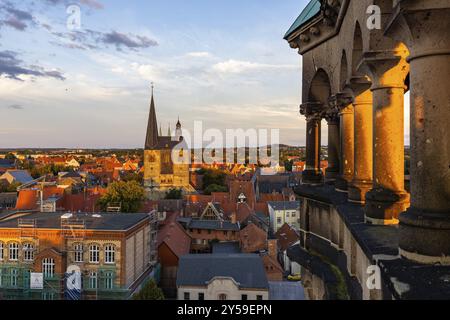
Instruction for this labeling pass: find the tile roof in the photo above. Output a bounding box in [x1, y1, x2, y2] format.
[212, 241, 241, 254]
[176, 254, 269, 289]
[188, 219, 240, 231]
[268, 201, 300, 211]
[157, 222, 191, 258]
[275, 223, 300, 251]
[3, 170, 33, 184]
[0, 212, 149, 231]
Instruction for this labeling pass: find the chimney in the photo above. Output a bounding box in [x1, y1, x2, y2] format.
[268, 239, 278, 260]
[231, 212, 237, 224]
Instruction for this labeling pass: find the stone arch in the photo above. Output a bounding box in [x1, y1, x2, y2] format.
[351, 21, 364, 75]
[339, 50, 349, 91]
[308, 68, 331, 106]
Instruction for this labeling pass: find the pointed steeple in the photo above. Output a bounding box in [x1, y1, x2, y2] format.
[159, 124, 162, 137]
[145, 83, 158, 149]
[168, 123, 171, 137]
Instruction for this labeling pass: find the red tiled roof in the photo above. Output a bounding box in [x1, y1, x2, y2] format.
[275, 223, 300, 251]
[15, 190, 38, 210]
[157, 222, 191, 258]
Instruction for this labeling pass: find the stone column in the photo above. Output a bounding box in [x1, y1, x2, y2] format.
[330, 93, 354, 192]
[300, 102, 323, 185]
[348, 77, 373, 204]
[324, 108, 340, 183]
[362, 48, 410, 225]
[386, 5, 450, 264]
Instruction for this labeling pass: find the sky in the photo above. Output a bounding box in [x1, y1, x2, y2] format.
[0, 0, 410, 149]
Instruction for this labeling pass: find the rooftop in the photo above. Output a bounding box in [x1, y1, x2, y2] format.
[268, 201, 301, 211]
[176, 254, 269, 289]
[0, 212, 149, 231]
[284, 0, 321, 39]
[187, 219, 240, 231]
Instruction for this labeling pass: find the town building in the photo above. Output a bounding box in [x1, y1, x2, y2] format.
[0, 170, 33, 186]
[176, 254, 269, 300]
[0, 212, 154, 300]
[268, 201, 301, 233]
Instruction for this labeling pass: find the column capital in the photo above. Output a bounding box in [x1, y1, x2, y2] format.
[300, 102, 323, 122]
[348, 76, 372, 99]
[361, 49, 410, 91]
[329, 93, 353, 115]
[324, 108, 340, 125]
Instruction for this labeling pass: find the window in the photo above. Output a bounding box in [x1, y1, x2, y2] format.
[0, 242, 4, 261]
[42, 292, 55, 300]
[74, 243, 83, 263]
[42, 258, 55, 278]
[23, 243, 34, 262]
[256, 295, 263, 301]
[11, 269, 18, 287]
[184, 292, 190, 300]
[277, 217, 282, 225]
[218, 294, 227, 300]
[104, 271, 114, 290]
[207, 230, 212, 235]
[89, 244, 100, 263]
[89, 271, 98, 289]
[198, 293, 204, 300]
[9, 242, 19, 261]
[104, 244, 115, 264]
[241, 294, 248, 300]
[223, 231, 228, 236]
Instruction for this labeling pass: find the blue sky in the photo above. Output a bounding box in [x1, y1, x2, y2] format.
[0, 0, 409, 148]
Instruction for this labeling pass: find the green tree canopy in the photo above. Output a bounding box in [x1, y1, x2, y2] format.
[202, 169, 227, 189]
[165, 188, 183, 200]
[133, 279, 165, 300]
[98, 180, 145, 213]
[204, 184, 228, 195]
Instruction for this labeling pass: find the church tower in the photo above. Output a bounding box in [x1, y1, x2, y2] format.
[143, 84, 192, 194]
[175, 117, 182, 141]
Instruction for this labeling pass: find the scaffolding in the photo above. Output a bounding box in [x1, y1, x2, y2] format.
[61, 218, 86, 241]
[149, 210, 159, 266]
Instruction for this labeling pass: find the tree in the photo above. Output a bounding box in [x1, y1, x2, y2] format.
[133, 279, 165, 300]
[98, 180, 145, 213]
[204, 184, 228, 195]
[284, 160, 294, 172]
[165, 188, 183, 200]
[202, 169, 227, 189]
[121, 172, 143, 184]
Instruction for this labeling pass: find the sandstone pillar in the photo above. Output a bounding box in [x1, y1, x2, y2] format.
[324, 109, 340, 182]
[386, 5, 450, 264]
[362, 48, 410, 225]
[300, 102, 323, 185]
[348, 77, 373, 204]
[330, 93, 354, 192]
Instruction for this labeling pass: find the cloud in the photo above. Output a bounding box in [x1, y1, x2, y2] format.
[43, 0, 104, 10]
[212, 59, 297, 74]
[102, 31, 158, 50]
[50, 29, 158, 52]
[7, 104, 24, 110]
[186, 52, 212, 58]
[0, 50, 65, 81]
[0, 2, 35, 31]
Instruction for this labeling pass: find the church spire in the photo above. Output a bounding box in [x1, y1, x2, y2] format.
[145, 82, 158, 149]
[168, 123, 171, 137]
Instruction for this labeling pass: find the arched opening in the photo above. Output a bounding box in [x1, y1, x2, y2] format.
[352, 22, 363, 75]
[340, 51, 348, 91]
[308, 69, 332, 106]
[308, 69, 332, 178]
